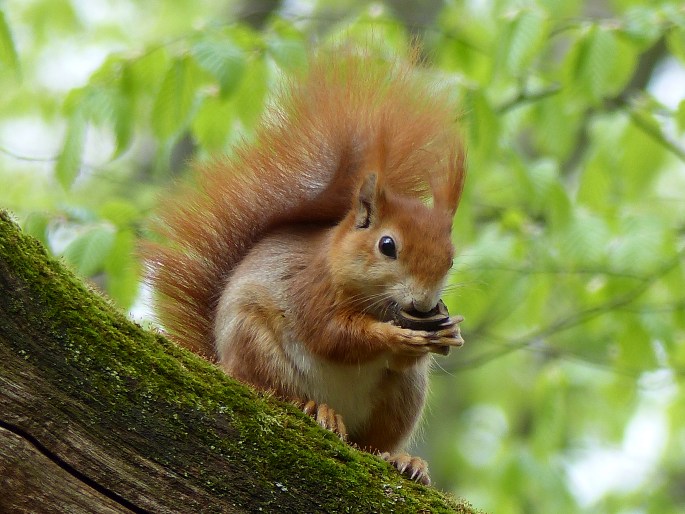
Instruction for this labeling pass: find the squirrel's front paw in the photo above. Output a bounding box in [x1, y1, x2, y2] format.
[385, 319, 464, 356]
[300, 400, 347, 441]
[428, 315, 465, 354]
[380, 452, 431, 486]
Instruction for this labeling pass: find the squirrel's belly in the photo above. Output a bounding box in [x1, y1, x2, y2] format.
[215, 298, 394, 434]
[282, 340, 389, 435]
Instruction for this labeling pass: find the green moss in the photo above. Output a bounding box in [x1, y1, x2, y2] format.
[0, 211, 476, 513]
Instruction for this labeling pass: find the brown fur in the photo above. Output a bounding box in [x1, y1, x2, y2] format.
[359, 368, 428, 452]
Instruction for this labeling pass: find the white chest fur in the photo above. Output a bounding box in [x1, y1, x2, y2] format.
[282, 338, 388, 434]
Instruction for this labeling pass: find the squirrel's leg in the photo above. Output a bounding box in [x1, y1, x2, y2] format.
[217, 295, 349, 442]
[359, 363, 432, 485]
[379, 452, 430, 486]
[297, 399, 347, 441]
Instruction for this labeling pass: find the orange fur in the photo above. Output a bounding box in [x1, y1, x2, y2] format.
[144, 50, 466, 470]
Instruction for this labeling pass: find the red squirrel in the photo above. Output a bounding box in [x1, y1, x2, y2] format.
[144, 50, 466, 485]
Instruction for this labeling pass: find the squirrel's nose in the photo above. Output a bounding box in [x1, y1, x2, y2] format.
[412, 299, 436, 314]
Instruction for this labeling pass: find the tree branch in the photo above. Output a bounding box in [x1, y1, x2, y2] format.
[0, 211, 474, 514]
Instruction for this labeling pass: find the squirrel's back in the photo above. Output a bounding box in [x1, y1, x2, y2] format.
[144, 49, 464, 358]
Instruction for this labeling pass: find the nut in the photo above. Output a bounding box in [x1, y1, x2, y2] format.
[394, 299, 450, 331]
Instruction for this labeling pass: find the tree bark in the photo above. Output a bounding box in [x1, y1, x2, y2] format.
[0, 211, 474, 514]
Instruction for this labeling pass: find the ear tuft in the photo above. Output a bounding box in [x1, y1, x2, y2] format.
[432, 144, 466, 217]
[355, 173, 379, 229]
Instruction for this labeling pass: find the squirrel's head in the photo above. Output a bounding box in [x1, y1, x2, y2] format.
[330, 173, 457, 317]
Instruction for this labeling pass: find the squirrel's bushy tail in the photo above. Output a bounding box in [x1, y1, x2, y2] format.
[143, 50, 465, 359]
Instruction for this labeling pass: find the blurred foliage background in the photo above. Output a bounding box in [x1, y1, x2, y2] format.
[1, 0, 684, 512]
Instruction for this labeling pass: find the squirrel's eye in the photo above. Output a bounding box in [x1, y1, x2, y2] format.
[378, 236, 397, 259]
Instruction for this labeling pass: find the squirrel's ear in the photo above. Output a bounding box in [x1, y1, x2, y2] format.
[432, 146, 466, 217]
[354, 173, 384, 229]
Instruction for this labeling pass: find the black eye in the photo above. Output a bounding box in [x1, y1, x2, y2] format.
[378, 236, 397, 259]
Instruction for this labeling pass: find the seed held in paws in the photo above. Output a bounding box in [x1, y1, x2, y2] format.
[393, 300, 464, 355]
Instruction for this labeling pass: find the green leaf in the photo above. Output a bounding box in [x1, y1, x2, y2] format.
[531, 366, 568, 456]
[449, 227, 519, 325]
[64, 79, 134, 159]
[62, 225, 116, 277]
[324, 5, 408, 58]
[0, 9, 20, 78]
[99, 200, 139, 228]
[666, 25, 685, 65]
[21, 1, 81, 44]
[126, 47, 169, 94]
[267, 37, 307, 72]
[436, 35, 491, 84]
[556, 211, 611, 267]
[192, 38, 247, 98]
[524, 159, 557, 210]
[81, 86, 117, 125]
[565, 25, 618, 104]
[151, 56, 198, 140]
[524, 159, 572, 229]
[55, 113, 87, 189]
[265, 18, 307, 72]
[676, 99, 685, 133]
[537, 0, 581, 19]
[532, 95, 583, 160]
[604, 35, 639, 98]
[609, 216, 668, 274]
[104, 229, 139, 308]
[621, 6, 663, 47]
[619, 109, 666, 200]
[113, 90, 134, 157]
[545, 181, 572, 230]
[22, 212, 50, 246]
[114, 62, 144, 156]
[464, 90, 499, 161]
[192, 94, 235, 152]
[234, 58, 268, 128]
[614, 314, 656, 371]
[577, 151, 613, 212]
[576, 114, 627, 212]
[503, 9, 549, 76]
[63, 86, 87, 116]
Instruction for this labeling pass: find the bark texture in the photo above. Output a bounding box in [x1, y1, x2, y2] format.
[0, 211, 475, 514]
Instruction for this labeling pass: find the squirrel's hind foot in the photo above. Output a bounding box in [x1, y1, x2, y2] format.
[300, 400, 348, 441]
[380, 451, 431, 486]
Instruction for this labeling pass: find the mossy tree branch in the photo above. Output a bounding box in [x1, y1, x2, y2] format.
[0, 211, 474, 514]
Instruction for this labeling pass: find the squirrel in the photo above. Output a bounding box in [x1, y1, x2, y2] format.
[144, 50, 466, 486]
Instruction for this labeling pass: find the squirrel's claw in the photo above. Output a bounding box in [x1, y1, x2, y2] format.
[397, 325, 464, 350]
[379, 451, 431, 486]
[301, 400, 347, 441]
[434, 324, 464, 347]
